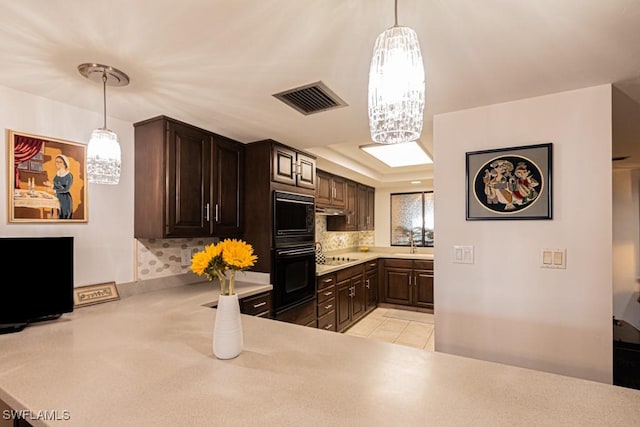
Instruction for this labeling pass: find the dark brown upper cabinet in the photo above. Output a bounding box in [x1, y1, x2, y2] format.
[134, 116, 244, 239]
[272, 143, 316, 190]
[316, 170, 346, 208]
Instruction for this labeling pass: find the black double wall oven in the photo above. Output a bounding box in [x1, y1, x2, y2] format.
[272, 190, 316, 317]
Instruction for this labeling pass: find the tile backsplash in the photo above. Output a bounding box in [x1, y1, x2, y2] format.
[136, 237, 217, 280]
[315, 216, 374, 251]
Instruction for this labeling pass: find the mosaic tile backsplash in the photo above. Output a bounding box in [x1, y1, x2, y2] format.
[136, 237, 218, 280]
[315, 216, 375, 252]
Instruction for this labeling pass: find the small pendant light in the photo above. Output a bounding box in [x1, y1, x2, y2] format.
[368, 0, 425, 144]
[78, 63, 130, 184]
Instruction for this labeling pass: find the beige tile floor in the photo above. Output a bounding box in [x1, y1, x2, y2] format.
[344, 307, 435, 351]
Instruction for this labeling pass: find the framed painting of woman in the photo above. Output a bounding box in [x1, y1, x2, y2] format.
[7, 129, 88, 223]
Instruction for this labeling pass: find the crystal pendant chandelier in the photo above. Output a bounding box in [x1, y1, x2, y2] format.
[78, 63, 130, 184]
[368, 0, 425, 144]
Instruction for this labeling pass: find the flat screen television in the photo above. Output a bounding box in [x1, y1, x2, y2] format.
[0, 236, 74, 334]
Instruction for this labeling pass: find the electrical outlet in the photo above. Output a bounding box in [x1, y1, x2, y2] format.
[181, 248, 192, 267]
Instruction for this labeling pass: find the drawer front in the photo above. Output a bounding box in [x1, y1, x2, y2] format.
[414, 260, 433, 271]
[318, 310, 337, 332]
[336, 264, 364, 282]
[240, 292, 272, 316]
[317, 297, 336, 318]
[317, 286, 336, 303]
[383, 259, 413, 269]
[317, 274, 336, 291]
[364, 260, 378, 271]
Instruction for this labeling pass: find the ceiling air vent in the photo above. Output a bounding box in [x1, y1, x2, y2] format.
[273, 81, 348, 115]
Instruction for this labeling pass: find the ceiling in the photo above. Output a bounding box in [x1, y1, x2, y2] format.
[2, 0, 640, 188]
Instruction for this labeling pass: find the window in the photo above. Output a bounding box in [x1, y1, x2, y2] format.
[390, 192, 434, 247]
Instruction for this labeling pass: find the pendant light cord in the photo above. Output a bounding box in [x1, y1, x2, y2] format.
[394, 0, 398, 27]
[102, 70, 108, 130]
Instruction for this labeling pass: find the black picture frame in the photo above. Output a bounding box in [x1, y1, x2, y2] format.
[466, 143, 552, 220]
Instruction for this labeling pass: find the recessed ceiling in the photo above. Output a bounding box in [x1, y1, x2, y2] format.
[1, 0, 639, 187]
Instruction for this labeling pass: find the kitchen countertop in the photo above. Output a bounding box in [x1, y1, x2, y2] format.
[316, 250, 433, 275]
[1, 280, 638, 426]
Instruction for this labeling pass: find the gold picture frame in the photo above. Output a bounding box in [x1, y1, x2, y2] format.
[74, 282, 120, 308]
[8, 129, 88, 222]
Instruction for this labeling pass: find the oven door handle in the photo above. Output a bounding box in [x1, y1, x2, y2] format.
[274, 197, 314, 206]
[276, 247, 315, 257]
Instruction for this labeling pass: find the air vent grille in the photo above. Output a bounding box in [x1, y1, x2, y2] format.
[273, 81, 347, 115]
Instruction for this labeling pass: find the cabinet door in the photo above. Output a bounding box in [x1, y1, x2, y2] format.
[384, 268, 412, 306]
[212, 137, 244, 237]
[357, 184, 368, 230]
[166, 121, 212, 237]
[366, 186, 375, 230]
[296, 152, 316, 189]
[336, 279, 352, 332]
[413, 269, 434, 308]
[272, 145, 297, 186]
[344, 180, 358, 231]
[365, 269, 378, 312]
[316, 170, 333, 206]
[331, 176, 347, 208]
[351, 274, 366, 322]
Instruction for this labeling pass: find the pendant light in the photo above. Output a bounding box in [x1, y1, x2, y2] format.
[78, 63, 130, 185]
[368, 0, 425, 144]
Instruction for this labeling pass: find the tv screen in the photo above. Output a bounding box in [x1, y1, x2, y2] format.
[0, 236, 74, 333]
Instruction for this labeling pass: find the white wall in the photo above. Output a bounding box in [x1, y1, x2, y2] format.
[433, 85, 613, 383]
[0, 85, 135, 286]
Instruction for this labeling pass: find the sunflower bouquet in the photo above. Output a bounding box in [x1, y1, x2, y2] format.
[190, 239, 258, 295]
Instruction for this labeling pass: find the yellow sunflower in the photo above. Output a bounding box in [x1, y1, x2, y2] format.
[190, 242, 224, 277]
[220, 238, 258, 270]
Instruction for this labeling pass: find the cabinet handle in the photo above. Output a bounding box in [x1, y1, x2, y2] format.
[409, 276, 412, 286]
[324, 304, 333, 310]
[215, 204, 219, 222]
[324, 324, 333, 330]
[252, 302, 267, 309]
[368, 263, 376, 268]
[366, 279, 370, 289]
[323, 278, 333, 283]
[350, 286, 355, 297]
[205, 203, 210, 221]
[296, 163, 302, 176]
[324, 291, 333, 297]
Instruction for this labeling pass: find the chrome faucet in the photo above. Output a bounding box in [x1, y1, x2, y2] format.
[409, 234, 416, 254]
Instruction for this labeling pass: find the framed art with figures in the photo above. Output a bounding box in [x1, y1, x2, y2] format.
[7, 129, 88, 223]
[466, 143, 552, 220]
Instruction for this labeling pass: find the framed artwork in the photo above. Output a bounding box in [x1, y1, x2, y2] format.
[73, 282, 120, 308]
[466, 143, 552, 220]
[7, 129, 88, 223]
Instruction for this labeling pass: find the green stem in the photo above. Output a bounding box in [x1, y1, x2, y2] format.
[229, 270, 236, 295]
[216, 270, 226, 296]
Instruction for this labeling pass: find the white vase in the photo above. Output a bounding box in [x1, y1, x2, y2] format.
[213, 294, 243, 359]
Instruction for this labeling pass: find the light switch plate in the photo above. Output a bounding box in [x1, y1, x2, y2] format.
[181, 248, 192, 267]
[453, 245, 474, 264]
[540, 248, 566, 269]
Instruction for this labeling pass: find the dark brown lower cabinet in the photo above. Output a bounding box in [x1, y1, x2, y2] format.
[335, 265, 366, 332]
[316, 273, 337, 332]
[239, 291, 272, 318]
[275, 299, 316, 327]
[382, 259, 434, 309]
[364, 260, 378, 313]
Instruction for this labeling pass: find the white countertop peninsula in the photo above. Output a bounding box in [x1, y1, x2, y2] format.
[1, 280, 638, 427]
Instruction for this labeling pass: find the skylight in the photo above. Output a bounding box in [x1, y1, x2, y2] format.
[360, 141, 432, 167]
